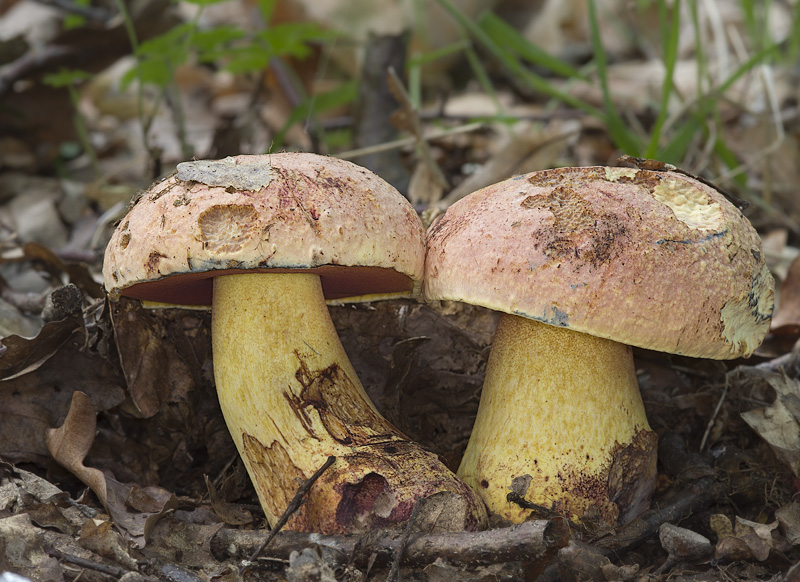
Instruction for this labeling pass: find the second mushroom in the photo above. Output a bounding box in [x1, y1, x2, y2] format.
[424, 165, 774, 524]
[103, 153, 487, 534]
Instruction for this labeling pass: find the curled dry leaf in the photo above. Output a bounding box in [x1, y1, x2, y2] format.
[0, 331, 125, 465]
[740, 374, 800, 478]
[0, 315, 83, 380]
[203, 475, 252, 526]
[46, 391, 178, 547]
[710, 514, 779, 562]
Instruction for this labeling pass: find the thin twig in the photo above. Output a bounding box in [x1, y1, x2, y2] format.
[44, 540, 128, 577]
[699, 375, 729, 452]
[386, 67, 449, 194]
[385, 500, 421, 582]
[337, 122, 485, 160]
[247, 455, 336, 563]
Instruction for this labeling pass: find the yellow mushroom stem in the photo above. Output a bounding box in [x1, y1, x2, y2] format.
[212, 272, 486, 534]
[458, 312, 658, 525]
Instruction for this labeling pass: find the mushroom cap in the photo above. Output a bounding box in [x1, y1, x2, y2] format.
[424, 166, 774, 359]
[103, 154, 425, 305]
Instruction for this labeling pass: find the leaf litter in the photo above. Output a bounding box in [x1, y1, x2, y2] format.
[2, 0, 800, 580]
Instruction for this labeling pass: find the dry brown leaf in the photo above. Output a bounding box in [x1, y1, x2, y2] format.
[46, 391, 108, 500]
[46, 391, 178, 547]
[772, 255, 800, 332]
[438, 122, 578, 208]
[204, 475, 253, 526]
[0, 242, 103, 298]
[659, 523, 712, 563]
[0, 334, 125, 465]
[0, 461, 79, 538]
[710, 514, 779, 562]
[109, 298, 195, 418]
[0, 315, 83, 380]
[79, 519, 139, 570]
[740, 374, 800, 478]
[0, 512, 64, 580]
[775, 503, 800, 546]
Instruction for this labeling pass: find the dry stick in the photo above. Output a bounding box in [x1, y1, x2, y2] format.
[597, 477, 713, 554]
[246, 455, 336, 563]
[386, 67, 449, 195]
[213, 518, 567, 569]
[539, 463, 714, 581]
[44, 540, 129, 578]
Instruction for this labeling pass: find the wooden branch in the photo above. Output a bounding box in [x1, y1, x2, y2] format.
[212, 518, 568, 570]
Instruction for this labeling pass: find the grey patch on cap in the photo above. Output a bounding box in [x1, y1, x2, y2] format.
[176, 157, 273, 191]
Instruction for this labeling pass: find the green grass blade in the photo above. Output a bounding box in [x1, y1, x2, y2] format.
[644, 0, 682, 158]
[407, 39, 471, 68]
[435, 0, 602, 117]
[656, 118, 699, 163]
[713, 137, 748, 190]
[714, 43, 779, 95]
[464, 45, 504, 114]
[477, 12, 586, 80]
[587, 0, 642, 154]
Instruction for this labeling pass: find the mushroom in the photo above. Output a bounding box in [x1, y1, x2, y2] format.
[103, 153, 487, 534]
[423, 166, 774, 524]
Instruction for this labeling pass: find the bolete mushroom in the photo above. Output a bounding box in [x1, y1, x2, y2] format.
[423, 166, 774, 524]
[103, 153, 487, 533]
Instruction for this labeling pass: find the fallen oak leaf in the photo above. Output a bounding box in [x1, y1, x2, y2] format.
[741, 374, 800, 478]
[46, 391, 177, 547]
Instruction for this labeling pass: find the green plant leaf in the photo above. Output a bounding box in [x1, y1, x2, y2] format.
[192, 25, 246, 55]
[222, 45, 272, 73]
[407, 40, 471, 68]
[657, 118, 699, 162]
[134, 22, 194, 58]
[121, 60, 172, 89]
[63, 14, 86, 29]
[273, 81, 358, 147]
[258, 22, 333, 58]
[182, 0, 234, 6]
[42, 69, 92, 88]
[713, 137, 748, 190]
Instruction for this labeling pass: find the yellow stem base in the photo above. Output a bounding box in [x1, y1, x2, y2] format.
[212, 273, 487, 533]
[458, 313, 657, 524]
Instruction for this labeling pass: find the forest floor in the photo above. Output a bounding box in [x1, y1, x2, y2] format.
[2, 0, 800, 580]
